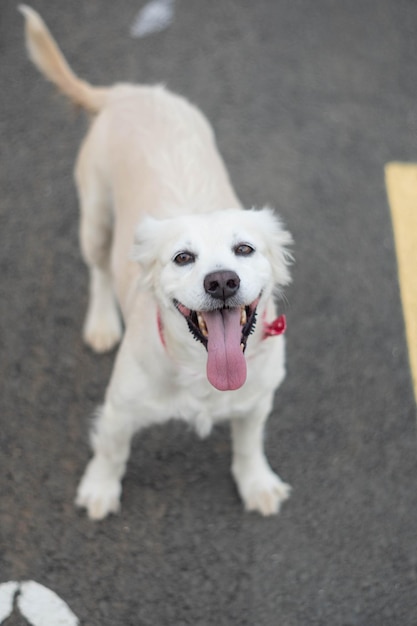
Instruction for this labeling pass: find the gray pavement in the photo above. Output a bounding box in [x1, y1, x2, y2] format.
[1, 1, 417, 624]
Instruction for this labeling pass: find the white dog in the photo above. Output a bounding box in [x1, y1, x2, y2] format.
[21, 6, 293, 520]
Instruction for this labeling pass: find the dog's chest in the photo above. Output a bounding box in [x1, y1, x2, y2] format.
[154, 372, 252, 435]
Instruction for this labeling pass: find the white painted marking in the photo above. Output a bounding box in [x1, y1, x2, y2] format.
[0, 581, 18, 622]
[0, 581, 79, 625]
[130, 0, 175, 38]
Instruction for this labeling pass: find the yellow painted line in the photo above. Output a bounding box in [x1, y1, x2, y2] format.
[385, 162, 417, 402]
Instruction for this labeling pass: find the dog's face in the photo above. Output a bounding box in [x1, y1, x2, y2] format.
[134, 208, 292, 391]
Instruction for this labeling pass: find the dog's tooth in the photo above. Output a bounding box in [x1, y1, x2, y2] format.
[240, 306, 247, 326]
[197, 312, 208, 337]
[240, 343, 245, 352]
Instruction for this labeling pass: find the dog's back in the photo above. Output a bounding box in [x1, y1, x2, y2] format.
[20, 5, 241, 315]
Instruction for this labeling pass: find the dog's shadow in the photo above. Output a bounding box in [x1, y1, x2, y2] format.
[124, 421, 235, 517]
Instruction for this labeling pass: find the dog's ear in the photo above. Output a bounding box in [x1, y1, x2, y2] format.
[251, 207, 293, 287]
[132, 215, 165, 289]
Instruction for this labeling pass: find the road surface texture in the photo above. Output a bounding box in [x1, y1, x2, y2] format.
[1, 1, 417, 624]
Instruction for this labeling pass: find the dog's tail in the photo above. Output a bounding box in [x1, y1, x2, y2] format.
[19, 5, 109, 114]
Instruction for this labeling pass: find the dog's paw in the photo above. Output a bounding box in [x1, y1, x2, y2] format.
[75, 459, 122, 521]
[83, 309, 122, 353]
[232, 459, 291, 516]
[244, 475, 291, 516]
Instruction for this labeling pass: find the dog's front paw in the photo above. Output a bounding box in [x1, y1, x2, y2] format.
[75, 458, 122, 521]
[232, 458, 291, 516]
[244, 474, 291, 516]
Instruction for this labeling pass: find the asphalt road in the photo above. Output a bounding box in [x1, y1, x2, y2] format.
[1, 1, 417, 624]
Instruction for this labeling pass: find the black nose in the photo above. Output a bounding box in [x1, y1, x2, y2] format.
[204, 270, 240, 300]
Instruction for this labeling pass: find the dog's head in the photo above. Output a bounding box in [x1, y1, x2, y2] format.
[133, 208, 292, 391]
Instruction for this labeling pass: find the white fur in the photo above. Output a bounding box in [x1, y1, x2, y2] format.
[21, 7, 293, 520]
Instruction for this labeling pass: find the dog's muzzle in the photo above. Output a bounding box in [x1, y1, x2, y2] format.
[173, 270, 259, 391]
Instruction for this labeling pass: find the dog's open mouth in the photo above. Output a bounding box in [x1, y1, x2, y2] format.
[174, 299, 259, 391]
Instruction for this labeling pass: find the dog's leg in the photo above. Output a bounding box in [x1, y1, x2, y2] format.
[76, 157, 123, 353]
[82, 264, 122, 353]
[231, 399, 291, 516]
[75, 398, 136, 520]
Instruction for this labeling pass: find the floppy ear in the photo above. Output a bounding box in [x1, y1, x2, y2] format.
[132, 215, 165, 289]
[252, 207, 293, 287]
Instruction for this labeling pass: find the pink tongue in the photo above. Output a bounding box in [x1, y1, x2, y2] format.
[202, 308, 247, 391]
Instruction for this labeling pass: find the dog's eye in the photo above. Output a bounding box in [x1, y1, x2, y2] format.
[173, 251, 196, 266]
[234, 243, 255, 256]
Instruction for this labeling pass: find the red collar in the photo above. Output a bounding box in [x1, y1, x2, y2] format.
[157, 310, 286, 349]
[263, 314, 286, 339]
